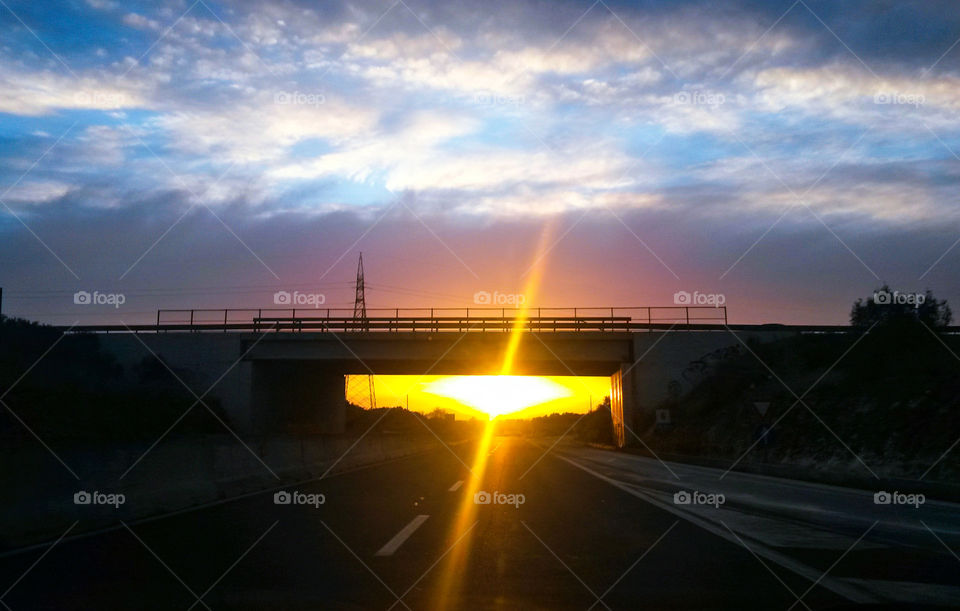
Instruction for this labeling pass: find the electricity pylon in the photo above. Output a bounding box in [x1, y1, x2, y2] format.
[345, 253, 376, 409]
[353, 251, 368, 328]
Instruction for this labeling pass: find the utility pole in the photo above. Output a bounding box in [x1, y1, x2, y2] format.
[350, 253, 375, 408]
[353, 252, 368, 330]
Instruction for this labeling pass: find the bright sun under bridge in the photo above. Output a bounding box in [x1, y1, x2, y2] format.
[367, 374, 612, 419]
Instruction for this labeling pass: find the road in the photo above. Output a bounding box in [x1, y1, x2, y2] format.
[2, 436, 958, 609]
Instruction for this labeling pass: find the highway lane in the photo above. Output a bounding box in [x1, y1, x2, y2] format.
[552, 445, 960, 608]
[1, 436, 951, 609]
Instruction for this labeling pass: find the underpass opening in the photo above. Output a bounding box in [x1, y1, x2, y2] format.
[245, 331, 638, 444]
[357, 374, 612, 422]
[252, 362, 623, 442]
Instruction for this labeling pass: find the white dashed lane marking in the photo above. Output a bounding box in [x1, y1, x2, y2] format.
[375, 515, 430, 557]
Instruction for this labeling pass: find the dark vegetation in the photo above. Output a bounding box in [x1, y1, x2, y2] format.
[344, 403, 481, 440]
[642, 288, 958, 479]
[496, 397, 614, 444]
[0, 316, 228, 441]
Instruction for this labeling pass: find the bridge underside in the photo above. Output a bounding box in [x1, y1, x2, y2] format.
[244, 332, 637, 443]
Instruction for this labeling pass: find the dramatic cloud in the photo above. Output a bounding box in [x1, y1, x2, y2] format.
[0, 0, 958, 324]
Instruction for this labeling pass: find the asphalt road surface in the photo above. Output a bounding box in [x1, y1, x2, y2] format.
[2, 436, 957, 610]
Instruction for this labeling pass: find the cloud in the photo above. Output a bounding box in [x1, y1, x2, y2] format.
[155, 97, 379, 163]
[0, 67, 146, 115]
[1, 0, 959, 326]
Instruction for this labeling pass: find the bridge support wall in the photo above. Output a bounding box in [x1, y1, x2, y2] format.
[250, 362, 346, 434]
[621, 330, 795, 446]
[610, 362, 639, 448]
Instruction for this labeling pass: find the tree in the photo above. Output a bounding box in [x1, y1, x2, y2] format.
[850, 285, 952, 329]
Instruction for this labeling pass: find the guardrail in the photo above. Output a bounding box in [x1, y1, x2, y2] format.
[143, 306, 728, 333]
[54, 306, 960, 335]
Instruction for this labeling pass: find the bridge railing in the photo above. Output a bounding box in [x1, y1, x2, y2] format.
[147, 306, 728, 333]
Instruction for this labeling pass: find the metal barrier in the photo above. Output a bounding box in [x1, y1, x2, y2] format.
[145, 306, 729, 333]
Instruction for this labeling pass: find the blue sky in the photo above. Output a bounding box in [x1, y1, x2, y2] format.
[1, 0, 959, 324]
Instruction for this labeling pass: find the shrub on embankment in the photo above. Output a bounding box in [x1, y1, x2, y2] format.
[640, 318, 960, 481]
[0, 316, 230, 442]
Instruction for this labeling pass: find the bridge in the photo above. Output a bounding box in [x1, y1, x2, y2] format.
[73, 307, 842, 447]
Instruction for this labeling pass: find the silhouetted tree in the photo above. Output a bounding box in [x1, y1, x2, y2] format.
[850, 285, 951, 329]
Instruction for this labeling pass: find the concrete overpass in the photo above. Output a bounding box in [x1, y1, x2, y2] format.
[80, 307, 817, 447]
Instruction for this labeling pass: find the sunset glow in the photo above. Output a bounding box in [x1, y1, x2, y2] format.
[371, 374, 610, 419]
[422, 375, 573, 418]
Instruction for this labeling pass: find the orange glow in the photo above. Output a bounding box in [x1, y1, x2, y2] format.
[428, 221, 563, 608]
[372, 374, 609, 419]
[422, 375, 572, 417]
[429, 419, 496, 609]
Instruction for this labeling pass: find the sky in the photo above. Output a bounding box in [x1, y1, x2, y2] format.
[1, 0, 959, 325]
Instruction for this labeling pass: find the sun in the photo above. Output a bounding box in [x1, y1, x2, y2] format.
[421, 375, 574, 418]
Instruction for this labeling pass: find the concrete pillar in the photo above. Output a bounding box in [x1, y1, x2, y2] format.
[251, 361, 345, 435]
[610, 363, 638, 448]
[610, 368, 626, 448]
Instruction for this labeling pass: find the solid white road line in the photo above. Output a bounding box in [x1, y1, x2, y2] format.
[554, 453, 881, 605]
[375, 515, 430, 557]
[448, 480, 464, 492]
